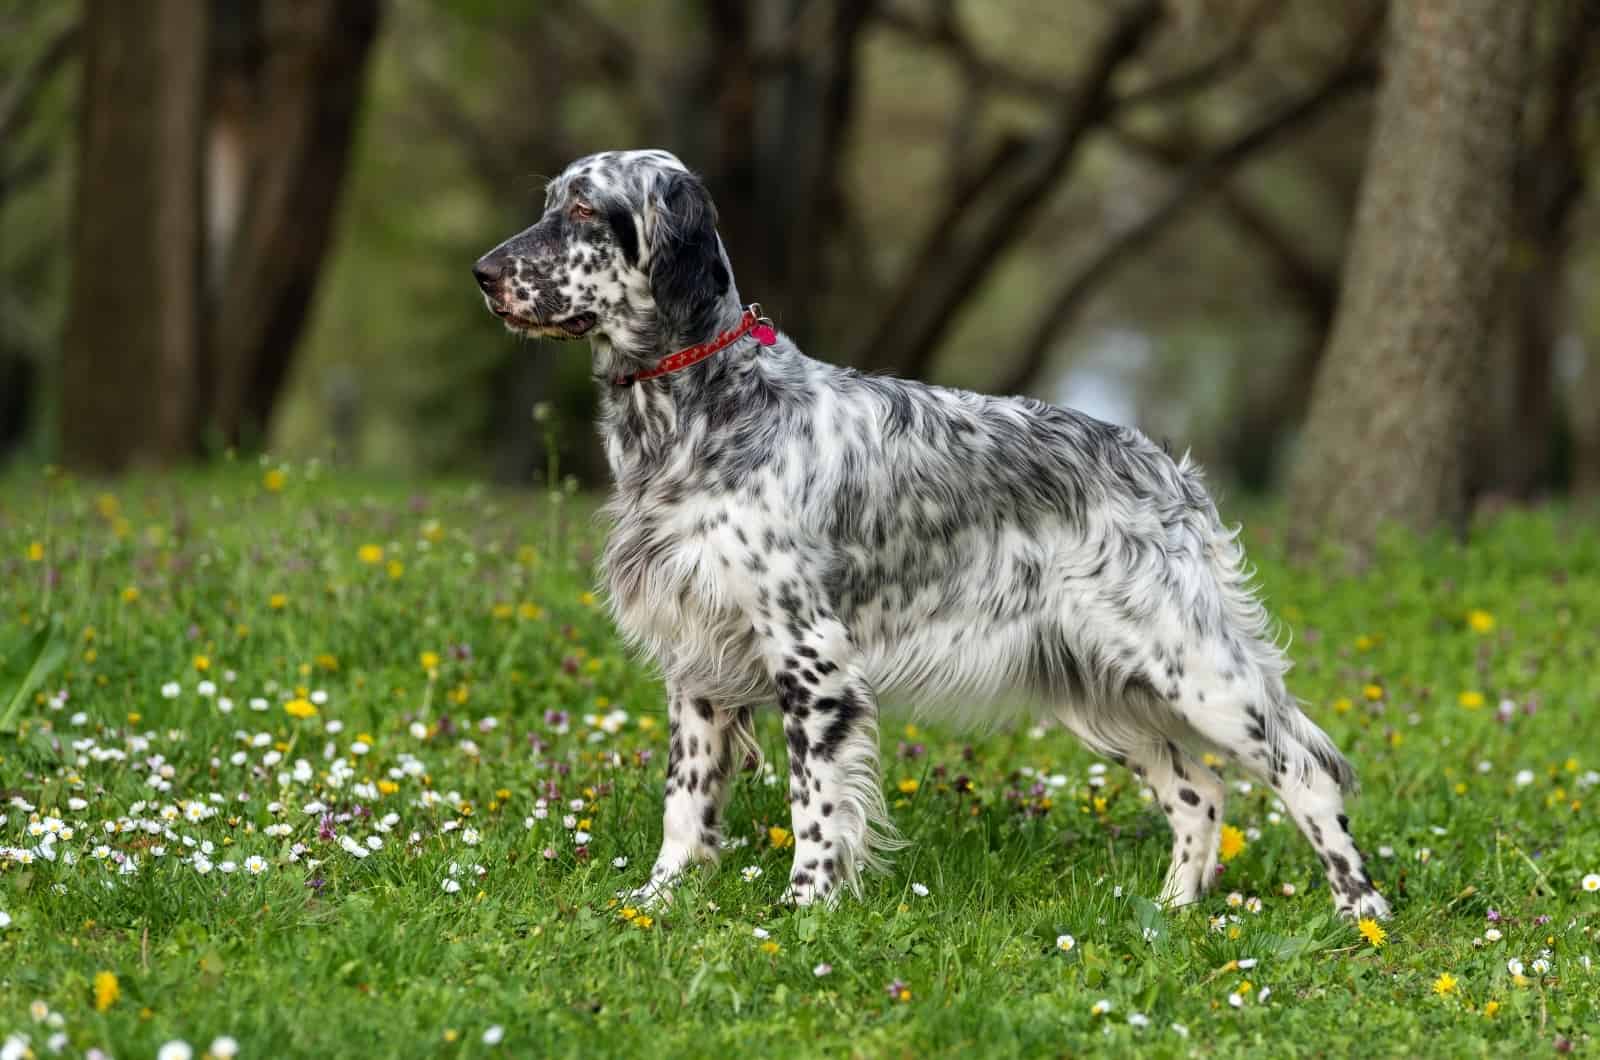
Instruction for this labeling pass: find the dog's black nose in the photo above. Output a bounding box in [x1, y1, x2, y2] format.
[473, 256, 508, 292]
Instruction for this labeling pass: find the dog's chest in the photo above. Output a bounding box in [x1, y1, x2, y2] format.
[601, 495, 770, 667]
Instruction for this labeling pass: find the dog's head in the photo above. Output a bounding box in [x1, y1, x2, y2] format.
[472, 149, 734, 369]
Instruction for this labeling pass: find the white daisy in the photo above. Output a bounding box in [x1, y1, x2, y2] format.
[911, 882, 929, 897]
[1091, 999, 1112, 1016]
[1056, 934, 1076, 952]
[245, 856, 267, 875]
[210, 1037, 240, 1059]
[1581, 873, 1600, 893]
[482, 1025, 504, 1046]
[741, 865, 763, 882]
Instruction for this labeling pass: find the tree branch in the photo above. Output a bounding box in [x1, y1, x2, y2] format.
[851, 0, 1167, 377]
[1109, 125, 1335, 324]
[995, 58, 1375, 396]
[0, 20, 80, 146]
[1112, 0, 1283, 108]
[873, 1, 1076, 103]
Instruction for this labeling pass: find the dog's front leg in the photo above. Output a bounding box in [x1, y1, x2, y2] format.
[763, 613, 899, 905]
[633, 686, 737, 905]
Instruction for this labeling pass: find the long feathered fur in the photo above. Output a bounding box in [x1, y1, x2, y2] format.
[472, 149, 1389, 919]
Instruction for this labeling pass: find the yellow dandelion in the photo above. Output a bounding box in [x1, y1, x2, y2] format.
[269, 593, 288, 610]
[387, 559, 405, 580]
[120, 586, 140, 604]
[1354, 634, 1374, 652]
[579, 590, 597, 607]
[284, 698, 317, 719]
[420, 650, 440, 672]
[193, 654, 210, 672]
[1458, 691, 1485, 710]
[1362, 683, 1384, 702]
[1483, 1000, 1500, 1018]
[1358, 917, 1387, 948]
[1433, 972, 1457, 996]
[492, 602, 514, 620]
[25, 541, 44, 562]
[1332, 696, 1353, 715]
[619, 907, 638, 921]
[263, 468, 286, 492]
[769, 826, 793, 849]
[377, 779, 399, 796]
[1219, 824, 1247, 862]
[759, 941, 781, 955]
[1467, 609, 1495, 634]
[634, 915, 653, 929]
[357, 543, 384, 565]
[518, 602, 543, 620]
[93, 970, 120, 1012]
[316, 653, 339, 672]
[898, 778, 920, 795]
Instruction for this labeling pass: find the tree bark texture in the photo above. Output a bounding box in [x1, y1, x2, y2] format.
[206, 0, 380, 448]
[1287, 0, 1531, 559]
[60, 0, 207, 472]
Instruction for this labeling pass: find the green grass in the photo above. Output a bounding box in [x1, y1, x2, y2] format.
[1, 464, 1598, 1058]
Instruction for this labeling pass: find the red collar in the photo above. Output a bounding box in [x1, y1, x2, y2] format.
[611, 304, 777, 386]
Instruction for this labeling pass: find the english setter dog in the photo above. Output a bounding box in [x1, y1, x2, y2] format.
[473, 149, 1390, 920]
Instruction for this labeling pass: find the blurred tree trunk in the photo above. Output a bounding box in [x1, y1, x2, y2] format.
[205, 0, 380, 449]
[682, 0, 870, 346]
[60, 0, 207, 472]
[1287, 0, 1531, 561]
[1474, 0, 1596, 500]
[1576, 346, 1600, 498]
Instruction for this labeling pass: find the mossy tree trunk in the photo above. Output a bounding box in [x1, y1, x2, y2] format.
[60, 0, 207, 472]
[1287, 0, 1532, 560]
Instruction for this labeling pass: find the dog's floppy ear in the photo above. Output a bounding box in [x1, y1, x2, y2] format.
[648, 169, 731, 339]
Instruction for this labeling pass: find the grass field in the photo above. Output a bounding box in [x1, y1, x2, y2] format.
[2, 463, 1598, 1058]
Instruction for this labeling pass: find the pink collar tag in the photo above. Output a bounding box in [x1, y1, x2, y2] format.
[751, 321, 777, 346]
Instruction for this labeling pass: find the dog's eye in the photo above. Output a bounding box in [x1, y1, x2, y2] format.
[571, 202, 596, 222]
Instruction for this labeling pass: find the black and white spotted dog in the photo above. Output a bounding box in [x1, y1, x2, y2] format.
[473, 149, 1390, 920]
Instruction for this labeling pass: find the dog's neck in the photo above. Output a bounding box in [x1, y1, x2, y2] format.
[594, 289, 760, 488]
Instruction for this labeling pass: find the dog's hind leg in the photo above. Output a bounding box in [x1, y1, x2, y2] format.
[1160, 636, 1391, 920]
[632, 685, 741, 904]
[760, 609, 901, 905]
[1056, 712, 1224, 909]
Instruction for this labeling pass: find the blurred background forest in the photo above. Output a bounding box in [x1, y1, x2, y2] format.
[2, 0, 1599, 552]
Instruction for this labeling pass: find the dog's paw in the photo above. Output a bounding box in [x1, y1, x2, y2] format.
[623, 878, 675, 909]
[1337, 889, 1392, 922]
